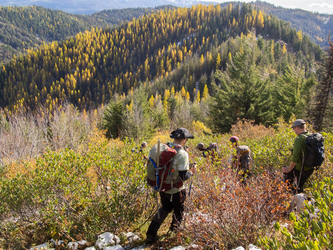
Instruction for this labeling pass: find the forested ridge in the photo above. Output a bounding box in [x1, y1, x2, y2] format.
[0, 5, 167, 63]
[0, 2, 330, 64]
[0, 3, 322, 114]
[249, 1, 333, 48]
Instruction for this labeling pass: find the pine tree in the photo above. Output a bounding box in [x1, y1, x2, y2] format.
[312, 39, 333, 131]
[273, 65, 315, 121]
[210, 36, 274, 133]
[102, 100, 125, 139]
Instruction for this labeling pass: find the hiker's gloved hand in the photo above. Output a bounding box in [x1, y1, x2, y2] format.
[189, 162, 197, 175]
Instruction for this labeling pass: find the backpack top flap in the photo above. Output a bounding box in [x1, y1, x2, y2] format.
[148, 143, 177, 166]
[237, 145, 250, 155]
[304, 133, 325, 168]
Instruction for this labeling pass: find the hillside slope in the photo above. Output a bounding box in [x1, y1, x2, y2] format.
[0, 3, 321, 113]
[250, 1, 333, 48]
[0, 5, 167, 63]
[0, 2, 331, 64]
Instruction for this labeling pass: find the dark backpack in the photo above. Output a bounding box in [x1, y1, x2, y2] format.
[303, 133, 325, 169]
[146, 143, 183, 192]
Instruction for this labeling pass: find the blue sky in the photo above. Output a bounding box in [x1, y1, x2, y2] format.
[208, 0, 333, 14]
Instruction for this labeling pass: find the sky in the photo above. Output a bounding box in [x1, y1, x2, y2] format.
[0, 0, 332, 15]
[208, 0, 333, 14]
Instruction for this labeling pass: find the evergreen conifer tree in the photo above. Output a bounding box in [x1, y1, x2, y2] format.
[102, 100, 125, 139]
[210, 36, 274, 133]
[312, 39, 333, 131]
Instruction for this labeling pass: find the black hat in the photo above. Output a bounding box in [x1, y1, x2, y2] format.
[170, 128, 194, 139]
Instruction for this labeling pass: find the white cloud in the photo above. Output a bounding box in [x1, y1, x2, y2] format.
[309, 3, 333, 8]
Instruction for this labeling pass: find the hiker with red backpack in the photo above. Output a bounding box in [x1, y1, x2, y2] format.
[146, 128, 196, 244]
[228, 136, 252, 180]
[282, 119, 324, 194]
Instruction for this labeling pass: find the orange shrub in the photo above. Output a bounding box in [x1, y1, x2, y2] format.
[182, 163, 292, 249]
[230, 118, 275, 141]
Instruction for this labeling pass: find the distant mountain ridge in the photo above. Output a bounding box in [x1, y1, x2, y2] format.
[0, 2, 331, 64]
[0, 0, 212, 14]
[251, 1, 333, 48]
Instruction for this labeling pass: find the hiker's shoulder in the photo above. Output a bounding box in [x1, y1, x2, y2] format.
[295, 132, 309, 141]
[167, 143, 185, 151]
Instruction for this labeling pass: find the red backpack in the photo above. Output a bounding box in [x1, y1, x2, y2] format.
[147, 143, 183, 192]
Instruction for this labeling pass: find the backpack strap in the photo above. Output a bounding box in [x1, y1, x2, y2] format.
[164, 143, 184, 196]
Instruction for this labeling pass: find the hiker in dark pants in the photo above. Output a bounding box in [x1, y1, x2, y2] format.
[228, 136, 252, 180]
[146, 128, 196, 244]
[282, 119, 314, 194]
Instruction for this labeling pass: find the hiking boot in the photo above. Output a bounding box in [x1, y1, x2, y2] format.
[146, 234, 157, 244]
[168, 225, 180, 235]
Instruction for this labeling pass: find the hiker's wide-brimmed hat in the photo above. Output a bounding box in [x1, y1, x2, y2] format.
[170, 128, 194, 139]
[291, 119, 306, 128]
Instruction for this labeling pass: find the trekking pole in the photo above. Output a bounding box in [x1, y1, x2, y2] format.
[188, 162, 197, 197]
[296, 151, 305, 194]
[216, 140, 220, 158]
[157, 139, 160, 219]
[188, 179, 193, 197]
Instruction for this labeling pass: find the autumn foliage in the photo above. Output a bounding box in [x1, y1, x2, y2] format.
[0, 113, 332, 249]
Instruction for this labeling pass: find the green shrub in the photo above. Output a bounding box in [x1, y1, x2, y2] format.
[259, 177, 333, 249]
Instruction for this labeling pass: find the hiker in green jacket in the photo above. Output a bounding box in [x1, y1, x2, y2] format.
[146, 128, 196, 244]
[282, 119, 313, 193]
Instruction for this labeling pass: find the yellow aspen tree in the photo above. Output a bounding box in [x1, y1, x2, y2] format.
[202, 84, 209, 102]
[177, 49, 183, 62]
[297, 30, 303, 42]
[257, 10, 264, 29]
[163, 89, 170, 110]
[216, 52, 221, 70]
[181, 86, 186, 98]
[207, 52, 213, 64]
[149, 95, 155, 107]
[171, 86, 175, 96]
[127, 99, 133, 113]
[216, 4, 221, 13]
[186, 92, 190, 101]
[200, 54, 205, 66]
[228, 52, 232, 63]
[197, 90, 201, 102]
[282, 44, 287, 55]
[228, 3, 232, 14]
